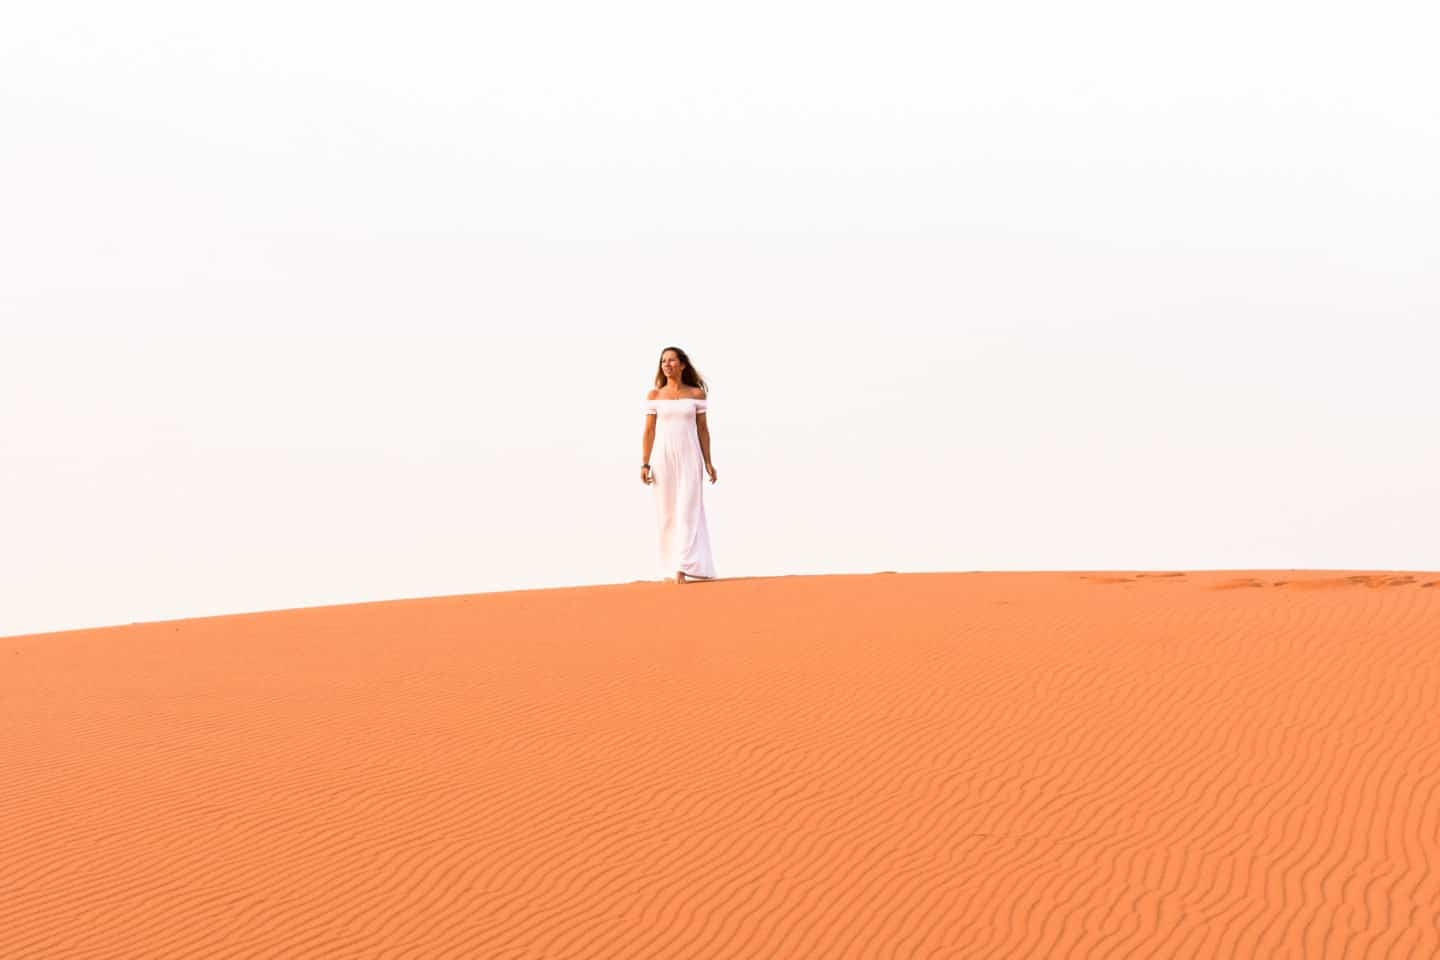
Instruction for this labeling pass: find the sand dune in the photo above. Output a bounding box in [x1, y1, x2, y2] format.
[4, 571, 1439, 958]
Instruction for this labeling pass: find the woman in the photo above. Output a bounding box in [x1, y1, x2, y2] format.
[641, 346, 717, 583]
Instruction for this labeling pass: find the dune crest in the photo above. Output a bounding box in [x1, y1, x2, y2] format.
[4, 571, 1439, 958]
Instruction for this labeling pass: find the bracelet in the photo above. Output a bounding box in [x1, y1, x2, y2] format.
[642, 463, 650, 468]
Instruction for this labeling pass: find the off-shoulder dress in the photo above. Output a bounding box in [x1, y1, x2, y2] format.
[644, 396, 715, 580]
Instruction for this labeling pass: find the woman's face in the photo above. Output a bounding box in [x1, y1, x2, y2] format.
[660, 350, 685, 380]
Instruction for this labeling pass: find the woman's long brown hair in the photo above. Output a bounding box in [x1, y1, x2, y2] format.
[654, 346, 709, 394]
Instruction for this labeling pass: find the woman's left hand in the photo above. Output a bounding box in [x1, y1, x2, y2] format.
[705, 463, 718, 484]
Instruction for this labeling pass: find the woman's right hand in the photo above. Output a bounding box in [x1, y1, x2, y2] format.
[640, 465, 653, 485]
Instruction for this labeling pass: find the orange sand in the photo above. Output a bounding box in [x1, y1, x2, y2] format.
[4, 571, 1439, 958]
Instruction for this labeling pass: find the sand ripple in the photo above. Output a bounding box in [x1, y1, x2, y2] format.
[3, 571, 1438, 958]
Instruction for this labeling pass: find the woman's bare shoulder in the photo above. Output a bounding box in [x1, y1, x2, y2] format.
[684, 386, 706, 398]
[646, 388, 660, 400]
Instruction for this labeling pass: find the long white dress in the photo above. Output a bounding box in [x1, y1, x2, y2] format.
[645, 395, 716, 580]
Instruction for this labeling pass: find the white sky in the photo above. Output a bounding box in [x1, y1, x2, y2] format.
[3, 1, 1437, 637]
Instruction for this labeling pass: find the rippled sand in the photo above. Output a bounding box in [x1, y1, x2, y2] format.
[5, 571, 1439, 958]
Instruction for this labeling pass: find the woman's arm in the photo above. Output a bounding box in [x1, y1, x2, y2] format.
[642, 415, 656, 463]
[696, 412, 713, 467]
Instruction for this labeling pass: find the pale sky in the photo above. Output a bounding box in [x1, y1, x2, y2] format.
[3, 1, 1437, 637]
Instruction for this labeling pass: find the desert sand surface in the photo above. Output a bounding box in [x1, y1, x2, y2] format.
[4, 570, 1439, 959]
